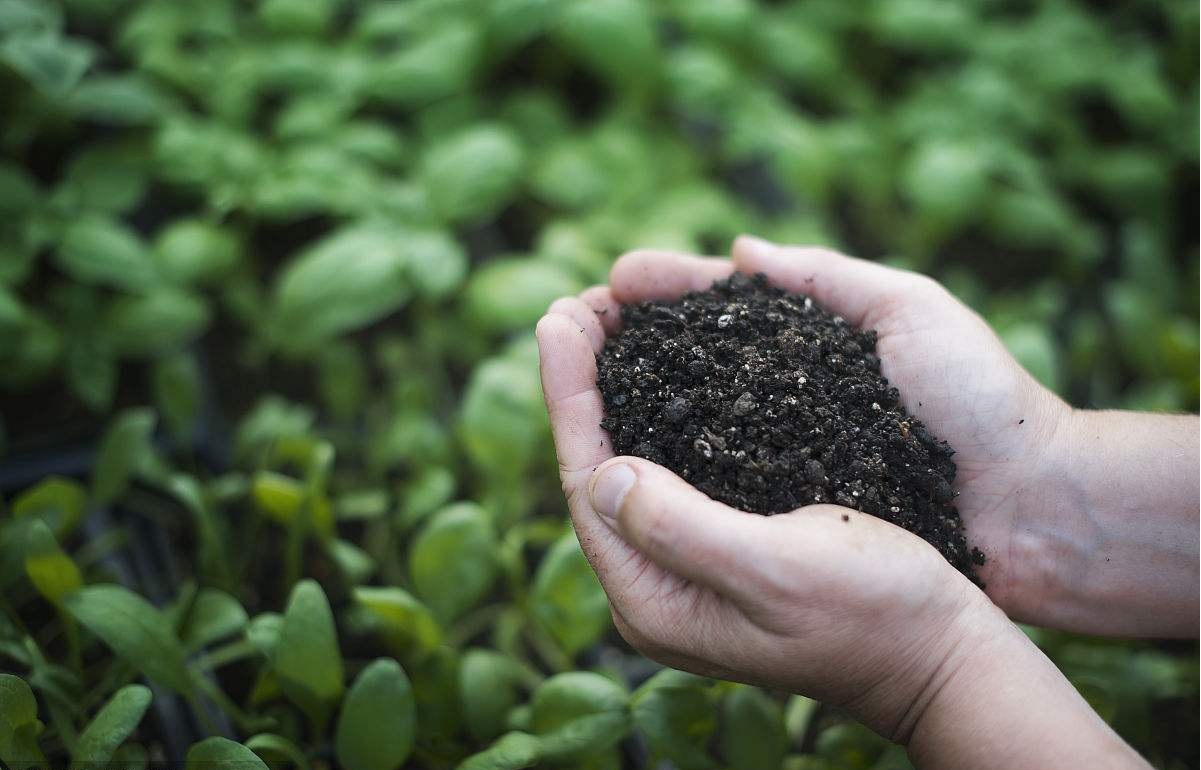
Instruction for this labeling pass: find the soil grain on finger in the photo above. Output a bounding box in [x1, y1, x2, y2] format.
[596, 273, 985, 583]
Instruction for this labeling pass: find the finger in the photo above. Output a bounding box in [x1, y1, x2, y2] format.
[535, 313, 612, 484]
[579, 285, 623, 336]
[547, 296, 605, 353]
[588, 456, 769, 601]
[609, 250, 734, 304]
[731, 235, 926, 327]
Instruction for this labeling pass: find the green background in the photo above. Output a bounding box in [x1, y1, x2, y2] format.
[0, 0, 1196, 768]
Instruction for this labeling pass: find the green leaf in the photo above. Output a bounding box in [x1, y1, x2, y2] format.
[55, 142, 148, 215]
[186, 737, 270, 770]
[274, 579, 344, 732]
[244, 733, 310, 770]
[105, 289, 211, 358]
[334, 659, 416, 770]
[23, 519, 82, 606]
[531, 672, 629, 761]
[531, 533, 610, 658]
[154, 219, 240, 285]
[631, 670, 717, 770]
[410, 502, 497, 623]
[72, 684, 152, 767]
[180, 589, 248, 651]
[0, 674, 46, 767]
[464, 258, 583, 334]
[153, 353, 202, 441]
[54, 215, 158, 291]
[327, 538, 376, 583]
[814, 723, 890, 768]
[246, 612, 284, 658]
[251, 471, 334, 540]
[12, 475, 86, 537]
[719, 685, 787, 770]
[555, 0, 658, 86]
[458, 339, 547, 480]
[457, 731, 542, 770]
[269, 224, 416, 353]
[460, 648, 524, 742]
[91, 408, 157, 505]
[68, 74, 169, 125]
[352, 586, 443, 658]
[0, 31, 93, 97]
[420, 125, 525, 223]
[64, 584, 192, 693]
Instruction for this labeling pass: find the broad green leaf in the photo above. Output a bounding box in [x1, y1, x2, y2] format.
[410, 502, 497, 622]
[68, 74, 169, 125]
[54, 215, 158, 291]
[153, 353, 202, 441]
[251, 471, 334, 540]
[12, 475, 86, 537]
[245, 733, 309, 770]
[92, 408, 157, 504]
[24, 519, 82, 606]
[180, 589, 248, 651]
[784, 695, 819, 743]
[464, 258, 582, 334]
[274, 580, 343, 731]
[327, 538, 376, 584]
[186, 737, 270, 770]
[246, 612, 283, 658]
[719, 685, 787, 770]
[154, 219, 240, 285]
[72, 684, 152, 767]
[55, 142, 148, 215]
[457, 732, 542, 770]
[632, 670, 717, 770]
[460, 648, 524, 742]
[398, 465, 456, 528]
[64, 584, 192, 693]
[531, 672, 629, 761]
[420, 125, 525, 222]
[531, 533, 610, 657]
[269, 224, 416, 353]
[352, 586, 442, 657]
[65, 335, 116, 412]
[555, 0, 658, 86]
[105, 290, 210, 358]
[814, 723, 890, 768]
[112, 742, 149, 770]
[0, 674, 45, 767]
[458, 339, 547, 480]
[334, 659, 416, 770]
[0, 31, 93, 96]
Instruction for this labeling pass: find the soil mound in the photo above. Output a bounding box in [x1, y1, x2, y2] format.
[597, 273, 985, 583]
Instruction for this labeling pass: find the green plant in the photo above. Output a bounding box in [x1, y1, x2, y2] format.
[0, 0, 1196, 768]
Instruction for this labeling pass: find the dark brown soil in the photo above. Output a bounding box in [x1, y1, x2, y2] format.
[597, 273, 985, 584]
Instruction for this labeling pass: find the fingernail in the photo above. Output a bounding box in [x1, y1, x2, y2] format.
[735, 234, 778, 259]
[591, 463, 636, 521]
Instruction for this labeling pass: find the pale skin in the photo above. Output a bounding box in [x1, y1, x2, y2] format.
[535, 235, 1199, 769]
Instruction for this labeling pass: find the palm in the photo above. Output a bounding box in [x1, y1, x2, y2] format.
[866, 291, 1066, 603]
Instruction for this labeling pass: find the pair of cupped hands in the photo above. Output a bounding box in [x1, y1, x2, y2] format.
[536, 236, 1074, 743]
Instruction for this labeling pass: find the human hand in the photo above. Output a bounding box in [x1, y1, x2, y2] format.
[536, 240, 1157, 766]
[535, 244, 1010, 740]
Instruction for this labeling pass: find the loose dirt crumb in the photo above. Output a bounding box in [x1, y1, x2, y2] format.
[597, 273, 985, 584]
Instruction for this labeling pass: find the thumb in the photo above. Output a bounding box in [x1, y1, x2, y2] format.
[588, 457, 769, 601]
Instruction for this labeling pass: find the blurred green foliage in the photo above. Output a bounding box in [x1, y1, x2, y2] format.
[0, 0, 1196, 768]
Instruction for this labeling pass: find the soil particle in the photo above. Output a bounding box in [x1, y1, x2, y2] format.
[596, 273, 985, 584]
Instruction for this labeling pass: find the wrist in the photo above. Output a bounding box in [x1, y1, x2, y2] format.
[905, 593, 1148, 770]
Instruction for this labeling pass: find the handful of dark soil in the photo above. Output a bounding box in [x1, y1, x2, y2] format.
[597, 273, 985, 583]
